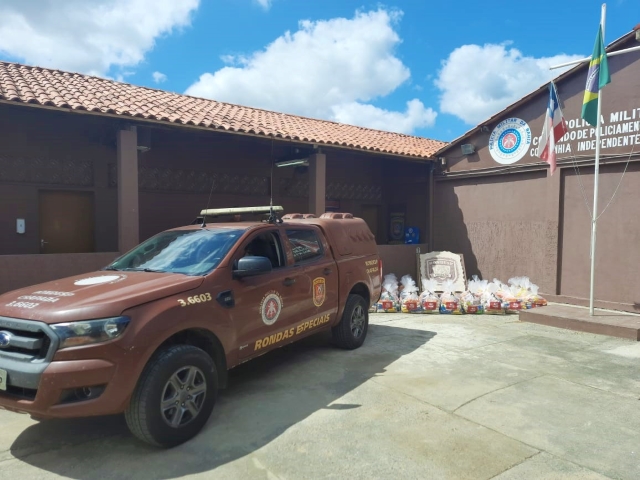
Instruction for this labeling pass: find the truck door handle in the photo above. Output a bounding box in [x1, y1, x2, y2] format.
[283, 277, 296, 286]
[323, 268, 332, 275]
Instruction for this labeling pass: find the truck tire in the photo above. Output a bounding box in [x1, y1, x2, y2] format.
[125, 344, 218, 448]
[332, 294, 369, 350]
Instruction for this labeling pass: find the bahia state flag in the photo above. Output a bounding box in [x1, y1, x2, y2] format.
[538, 82, 568, 175]
[581, 25, 610, 127]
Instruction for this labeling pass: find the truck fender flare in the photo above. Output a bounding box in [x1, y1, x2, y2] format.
[336, 282, 372, 321]
[133, 326, 229, 395]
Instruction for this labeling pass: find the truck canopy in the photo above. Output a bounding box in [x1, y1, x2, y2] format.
[282, 213, 377, 257]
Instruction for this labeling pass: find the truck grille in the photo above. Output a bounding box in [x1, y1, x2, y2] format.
[0, 317, 57, 363]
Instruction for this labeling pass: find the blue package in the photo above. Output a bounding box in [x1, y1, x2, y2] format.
[404, 227, 420, 244]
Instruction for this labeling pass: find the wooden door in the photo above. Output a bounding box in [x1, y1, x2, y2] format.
[39, 191, 95, 254]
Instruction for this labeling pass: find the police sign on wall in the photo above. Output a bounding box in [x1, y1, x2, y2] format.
[418, 251, 467, 293]
[488, 117, 532, 165]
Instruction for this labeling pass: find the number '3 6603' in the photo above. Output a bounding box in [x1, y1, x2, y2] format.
[177, 293, 212, 307]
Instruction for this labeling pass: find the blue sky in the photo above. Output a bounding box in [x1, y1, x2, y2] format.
[0, 0, 638, 141]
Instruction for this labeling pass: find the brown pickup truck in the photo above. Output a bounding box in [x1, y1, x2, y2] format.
[0, 208, 382, 447]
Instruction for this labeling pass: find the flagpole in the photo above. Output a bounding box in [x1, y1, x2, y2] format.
[589, 3, 606, 316]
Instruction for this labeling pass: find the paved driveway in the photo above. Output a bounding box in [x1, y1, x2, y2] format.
[1, 312, 639, 479]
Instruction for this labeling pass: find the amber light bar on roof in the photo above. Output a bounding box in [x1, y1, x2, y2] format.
[200, 206, 284, 216]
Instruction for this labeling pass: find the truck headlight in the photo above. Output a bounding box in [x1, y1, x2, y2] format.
[51, 316, 130, 349]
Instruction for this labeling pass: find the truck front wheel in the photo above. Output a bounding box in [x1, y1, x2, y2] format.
[125, 344, 218, 448]
[332, 294, 369, 349]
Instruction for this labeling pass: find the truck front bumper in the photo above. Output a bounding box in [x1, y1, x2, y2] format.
[0, 358, 119, 418]
[0, 316, 136, 419]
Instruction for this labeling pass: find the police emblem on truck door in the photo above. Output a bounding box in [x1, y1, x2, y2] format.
[260, 291, 283, 325]
[313, 278, 326, 307]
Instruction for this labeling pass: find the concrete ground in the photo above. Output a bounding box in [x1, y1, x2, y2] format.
[1, 312, 640, 479]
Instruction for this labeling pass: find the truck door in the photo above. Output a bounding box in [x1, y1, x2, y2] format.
[230, 229, 300, 358]
[283, 227, 339, 330]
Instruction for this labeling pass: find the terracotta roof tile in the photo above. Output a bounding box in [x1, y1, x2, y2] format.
[0, 61, 447, 158]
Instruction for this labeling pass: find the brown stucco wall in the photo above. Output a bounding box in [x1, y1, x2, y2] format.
[560, 162, 640, 305]
[0, 184, 37, 255]
[433, 171, 555, 291]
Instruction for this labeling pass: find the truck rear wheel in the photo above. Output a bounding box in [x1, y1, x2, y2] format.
[332, 294, 369, 349]
[125, 344, 218, 448]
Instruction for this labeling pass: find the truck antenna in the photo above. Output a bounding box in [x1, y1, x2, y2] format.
[201, 169, 216, 228]
[267, 138, 282, 224]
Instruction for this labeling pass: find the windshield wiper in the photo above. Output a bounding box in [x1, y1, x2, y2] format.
[103, 266, 120, 271]
[120, 267, 190, 275]
[121, 267, 167, 273]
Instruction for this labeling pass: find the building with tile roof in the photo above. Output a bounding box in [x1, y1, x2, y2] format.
[0, 60, 444, 293]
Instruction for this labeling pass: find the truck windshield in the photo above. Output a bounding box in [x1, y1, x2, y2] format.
[105, 228, 244, 276]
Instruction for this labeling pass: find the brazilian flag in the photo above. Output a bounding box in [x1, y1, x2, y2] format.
[581, 25, 611, 127]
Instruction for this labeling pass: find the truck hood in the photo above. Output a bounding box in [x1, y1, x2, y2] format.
[0, 271, 204, 324]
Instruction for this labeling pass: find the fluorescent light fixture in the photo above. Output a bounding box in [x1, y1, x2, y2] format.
[275, 158, 308, 168]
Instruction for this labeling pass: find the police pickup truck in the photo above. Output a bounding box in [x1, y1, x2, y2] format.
[0, 207, 382, 447]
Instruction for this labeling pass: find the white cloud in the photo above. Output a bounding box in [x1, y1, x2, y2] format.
[115, 71, 134, 83]
[0, 0, 200, 77]
[152, 71, 168, 83]
[185, 9, 434, 135]
[435, 43, 583, 124]
[255, 0, 272, 10]
[332, 99, 436, 132]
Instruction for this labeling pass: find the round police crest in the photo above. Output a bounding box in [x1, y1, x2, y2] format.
[488, 118, 532, 165]
[260, 291, 283, 325]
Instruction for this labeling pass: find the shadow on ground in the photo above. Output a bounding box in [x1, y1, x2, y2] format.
[9, 324, 435, 479]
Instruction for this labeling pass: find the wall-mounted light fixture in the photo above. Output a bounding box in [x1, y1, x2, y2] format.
[275, 158, 309, 168]
[137, 127, 151, 152]
[480, 125, 490, 133]
[438, 157, 447, 167]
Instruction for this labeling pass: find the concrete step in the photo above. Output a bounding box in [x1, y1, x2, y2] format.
[519, 303, 640, 341]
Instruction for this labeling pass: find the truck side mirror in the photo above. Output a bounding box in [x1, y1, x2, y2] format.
[233, 256, 272, 279]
